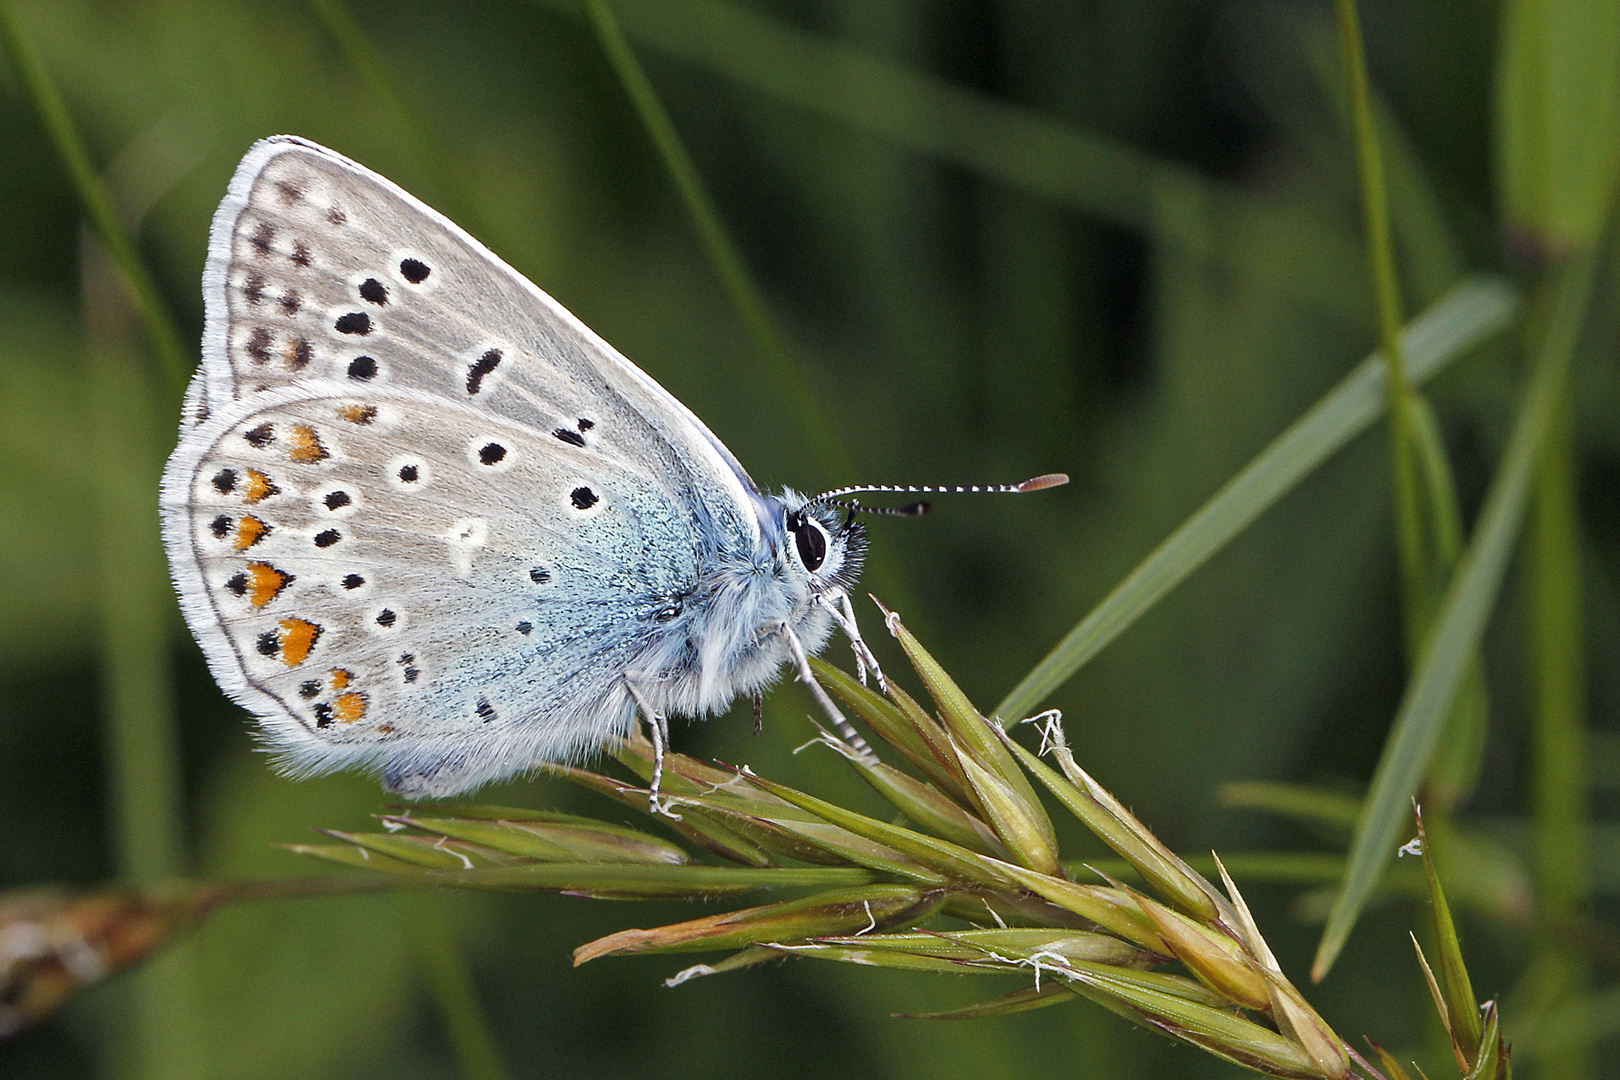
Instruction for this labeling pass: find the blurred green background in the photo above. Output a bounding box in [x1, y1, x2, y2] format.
[0, 0, 1616, 1077]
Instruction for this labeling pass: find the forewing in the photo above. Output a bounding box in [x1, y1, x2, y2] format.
[190, 135, 759, 549]
[161, 383, 700, 793]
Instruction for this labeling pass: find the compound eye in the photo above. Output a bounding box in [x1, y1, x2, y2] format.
[793, 516, 829, 572]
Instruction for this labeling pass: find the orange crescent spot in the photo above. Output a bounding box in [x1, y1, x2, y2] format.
[332, 692, 368, 723]
[233, 516, 270, 550]
[245, 562, 292, 607]
[328, 668, 352, 690]
[337, 404, 377, 425]
[277, 618, 322, 667]
[243, 469, 280, 503]
[287, 424, 329, 464]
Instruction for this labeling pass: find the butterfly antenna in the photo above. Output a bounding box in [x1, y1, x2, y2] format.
[805, 474, 1068, 517]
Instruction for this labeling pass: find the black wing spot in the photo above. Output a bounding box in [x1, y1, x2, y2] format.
[397, 463, 419, 483]
[212, 468, 238, 494]
[291, 241, 312, 267]
[529, 567, 550, 584]
[570, 486, 598, 510]
[323, 491, 351, 511]
[210, 515, 231, 538]
[552, 428, 585, 447]
[515, 621, 532, 635]
[314, 529, 341, 548]
[280, 290, 301, 316]
[334, 312, 371, 335]
[313, 702, 333, 728]
[347, 355, 377, 381]
[466, 349, 502, 395]
[375, 608, 397, 627]
[289, 337, 313, 370]
[399, 258, 430, 283]
[397, 652, 420, 683]
[275, 179, 305, 205]
[299, 680, 321, 699]
[243, 423, 274, 448]
[475, 696, 497, 722]
[246, 327, 273, 363]
[250, 221, 275, 256]
[359, 278, 389, 305]
[244, 273, 266, 305]
[256, 631, 279, 656]
[478, 442, 506, 466]
[341, 573, 365, 590]
[577, 418, 595, 430]
[225, 572, 248, 597]
[327, 206, 347, 225]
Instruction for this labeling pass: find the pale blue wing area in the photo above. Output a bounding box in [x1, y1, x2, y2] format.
[161, 382, 720, 793]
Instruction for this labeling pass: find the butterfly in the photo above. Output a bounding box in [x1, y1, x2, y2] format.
[160, 136, 1066, 803]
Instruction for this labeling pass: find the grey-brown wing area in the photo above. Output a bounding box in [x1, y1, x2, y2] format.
[193, 137, 759, 562]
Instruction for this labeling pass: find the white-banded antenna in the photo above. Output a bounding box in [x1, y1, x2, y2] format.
[804, 473, 1068, 516]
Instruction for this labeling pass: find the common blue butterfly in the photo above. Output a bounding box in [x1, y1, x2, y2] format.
[160, 137, 1065, 803]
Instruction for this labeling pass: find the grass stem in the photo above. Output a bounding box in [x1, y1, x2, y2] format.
[0, 1, 189, 393]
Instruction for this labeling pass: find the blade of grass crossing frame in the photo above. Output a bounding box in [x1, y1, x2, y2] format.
[1334, 0, 1492, 813]
[0, 2, 190, 392]
[405, 895, 514, 1080]
[996, 278, 1516, 720]
[1527, 320, 1592, 1075]
[544, 0, 1366, 319]
[84, 239, 208, 1080]
[304, 0, 480, 233]
[1408, 395, 1491, 807]
[1313, 246, 1601, 980]
[1334, 0, 1432, 665]
[578, 0, 851, 483]
[1331, 0, 1491, 816]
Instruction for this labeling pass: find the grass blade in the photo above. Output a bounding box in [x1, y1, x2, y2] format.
[304, 0, 477, 234]
[1313, 248, 1600, 979]
[549, 0, 1364, 316]
[996, 277, 1515, 720]
[1526, 300, 1593, 1075]
[1333, 1, 1428, 633]
[1334, 0, 1492, 816]
[0, 3, 189, 391]
[405, 896, 513, 1080]
[579, 0, 850, 484]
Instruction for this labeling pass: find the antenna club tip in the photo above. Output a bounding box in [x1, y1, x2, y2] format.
[1015, 473, 1069, 492]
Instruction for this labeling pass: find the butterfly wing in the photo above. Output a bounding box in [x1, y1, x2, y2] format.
[162, 382, 707, 795]
[188, 135, 761, 547]
[166, 136, 773, 795]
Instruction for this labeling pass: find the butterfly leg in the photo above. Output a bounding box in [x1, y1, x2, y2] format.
[625, 678, 682, 819]
[822, 591, 888, 694]
[752, 690, 764, 735]
[778, 621, 877, 763]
